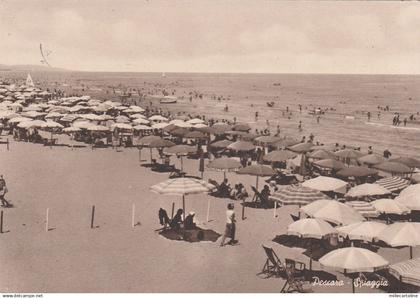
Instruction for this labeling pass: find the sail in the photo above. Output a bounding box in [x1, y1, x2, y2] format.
[26, 74, 35, 87]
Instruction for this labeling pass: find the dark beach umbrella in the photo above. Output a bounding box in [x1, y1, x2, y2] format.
[335, 149, 364, 159]
[148, 139, 175, 148]
[313, 159, 345, 170]
[272, 137, 300, 149]
[163, 145, 197, 172]
[171, 127, 190, 137]
[209, 139, 233, 150]
[308, 149, 336, 160]
[195, 126, 216, 134]
[390, 157, 420, 169]
[211, 124, 232, 134]
[163, 123, 178, 133]
[254, 135, 281, 145]
[237, 164, 276, 189]
[240, 133, 259, 141]
[207, 157, 242, 179]
[232, 123, 251, 132]
[184, 131, 206, 140]
[263, 150, 297, 163]
[337, 166, 378, 178]
[138, 135, 164, 162]
[358, 154, 385, 166]
[373, 161, 412, 174]
[227, 141, 256, 152]
[288, 142, 314, 153]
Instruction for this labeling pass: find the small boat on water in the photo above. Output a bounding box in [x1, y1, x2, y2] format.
[160, 96, 177, 104]
[266, 101, 275, 107]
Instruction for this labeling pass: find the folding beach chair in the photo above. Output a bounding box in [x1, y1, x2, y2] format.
[290, 214, 300, 222]
[257, 245, 286, 278]
[280, 261, 312, 293]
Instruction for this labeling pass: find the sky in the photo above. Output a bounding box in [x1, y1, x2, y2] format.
[0, 0, 420, 74]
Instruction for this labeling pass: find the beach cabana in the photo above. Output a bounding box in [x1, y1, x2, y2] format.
[389, 258, 420, 287]
[301, 199, 365, 226]
[377, 222, 420, 259]
[150, 177, 215, 221]
[319, 247, 389, 293]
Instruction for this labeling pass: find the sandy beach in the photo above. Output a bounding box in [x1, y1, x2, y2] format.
[0, 135, 418, 293]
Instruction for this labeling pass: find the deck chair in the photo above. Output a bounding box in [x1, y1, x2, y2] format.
[290, 214, 300, 222]
[280, 262, 312, 293]
[257, 245, 286, 278]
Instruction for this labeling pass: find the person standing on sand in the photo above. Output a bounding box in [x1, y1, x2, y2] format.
[220, 203, 237, 246]
[0, 175, 11, 208]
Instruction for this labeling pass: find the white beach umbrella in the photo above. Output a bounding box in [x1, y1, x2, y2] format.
[111, 123, 133, 131]
[149, 115, 168, 122]
[44, 121, 64, 129]
[8, 116, 32, 124]
[378, 222, 420, 259]
[130, 113, 147, 119]
[345, 183, 391, 198]
[133, 125, 152, 131]
[152, 122, 169, 129]
[395, 194, 420, 211]
[287, 218, 336, 239]
[371, 199, 410, 215]
[400, 185, 420, 198]
[336, 221, 387, 242]
[187, 118, 205, 125]
[301, 199, 365, 226]
[302, 176, 348, 194]
[132, 118, 150, 125]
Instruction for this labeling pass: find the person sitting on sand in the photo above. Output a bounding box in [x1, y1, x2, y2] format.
[184, 211, 196, 230]
[232, 183, 248, 200]
[158, 208, 170, 228]
[219, 179, 232, 197]
[170, 209, 183, 229]
[383, 149, 392, 159]
[259, 185, 271, 208]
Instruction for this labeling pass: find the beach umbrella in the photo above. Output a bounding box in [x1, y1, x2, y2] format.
[43, 120, 64, 129]
[308, 149, 336, 160]
[270, 185, 330, 206]
[232, 123, 251, 132]
[186, 118, 205, 125]
[192, 123, 208, 129]
[149, 115, 168, 122]
[86, 125, 109, 132]
[163, 145, 197, 171]
[150, 177, 216, 221]
[73, 121, 93, 129]
[301, 199, 365, 225]
[195, 126, 216, 134]
[410, 173, 420, 184]
[227, 141, 255, 152]
[138, 136, 164, 163]
[171, 127, 190, 137]
[373, 161, 412, 175]
[8, 116, 32, 124]
[115, 115, 131, 123]
[151, 122, 169, 130]
[287, 218, 337, 271]
[390, 157, 420, 169]
[313, 159, 345, 170]
[211, 123, 232, 134]
[184, 131, 206, 140]
[209, 139, 232, 150]
[163, 124, 179, 133]
[395, 194, 420, 211]
[206, 157, 242, 179]
[272, 137, 300, 149]
[374, 177, 410, 192]
[254, 135, 281, 145]
[263, 150, 297, 163]
[400, 184, 420, 198]
[236, 164, 276, 190]
[133, 125, 152, 131]
[345, 200, 379, 218]
[111, 123, 133, 131]
[357, 154, 386, 165]
[132, 118, 150, 124]
[22, 111, 46, 118]
[18, 120, 47, 129]
[337, 166, 378, 178]
[130, 113, 147, 119]
[319, 247, 388, 292]
[378, 222, 420, 259]
[302, 176, 348, 194]
[389, 258, 420, 287]
[371, 199, 410, 215]
[288, 142, 314, 153]
[63, 126, 81, 133]
[335, 149, 364, 159]
[336, 221, 386, 242]
[148, 139, 175, 148]
[239, 132, 258, 141]
[345, 183, 391, 198]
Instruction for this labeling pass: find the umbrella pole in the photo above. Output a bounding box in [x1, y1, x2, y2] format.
[150, 148, 153, 163]
[206, 198, 211, 222]
[309, 239, 313, 271]
[256, 176, 259, 190]
[410, 246, 413, 259]
[181, 156, 184, 172]
[182, 195, 186, 222]
[171, 202, 175, 220]
[352, 277, 355, 293]
[273, 201, 277, 218]
[223, 171, 226, 180]
[138, 148, 141, 164]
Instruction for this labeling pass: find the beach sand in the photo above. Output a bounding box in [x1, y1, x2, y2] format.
[0, 138, 417, 293]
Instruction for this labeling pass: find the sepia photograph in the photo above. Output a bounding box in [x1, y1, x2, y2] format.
[0, 0, 420, 295]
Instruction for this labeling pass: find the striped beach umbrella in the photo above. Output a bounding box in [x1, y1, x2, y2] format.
[150, 178, 216, 220]
[389, 258, 420, 287]
[336, 221, 386, 242]
[270, 185, 329, 206]
[345, 200, 379, 218]
[375, 177, 410, 192]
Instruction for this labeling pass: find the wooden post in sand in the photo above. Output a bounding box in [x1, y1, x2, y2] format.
[206, 198, 211, 222]
[182, 195, 186, 221]
[131, 203, 136, 228]
[90, 205, 95, 229]
[138, 148, 141, 164]
[0, 210, 3, 233]
[45, 208, 49, 232]
[273, 201, 277, 218]
[241, 199, 246, 220]
[171, 202, 175, 219]
[6, 138, 9, 151]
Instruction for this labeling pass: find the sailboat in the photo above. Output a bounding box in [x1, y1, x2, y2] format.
[26, 73, 35, 87]
[161, 72, 166, 78]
